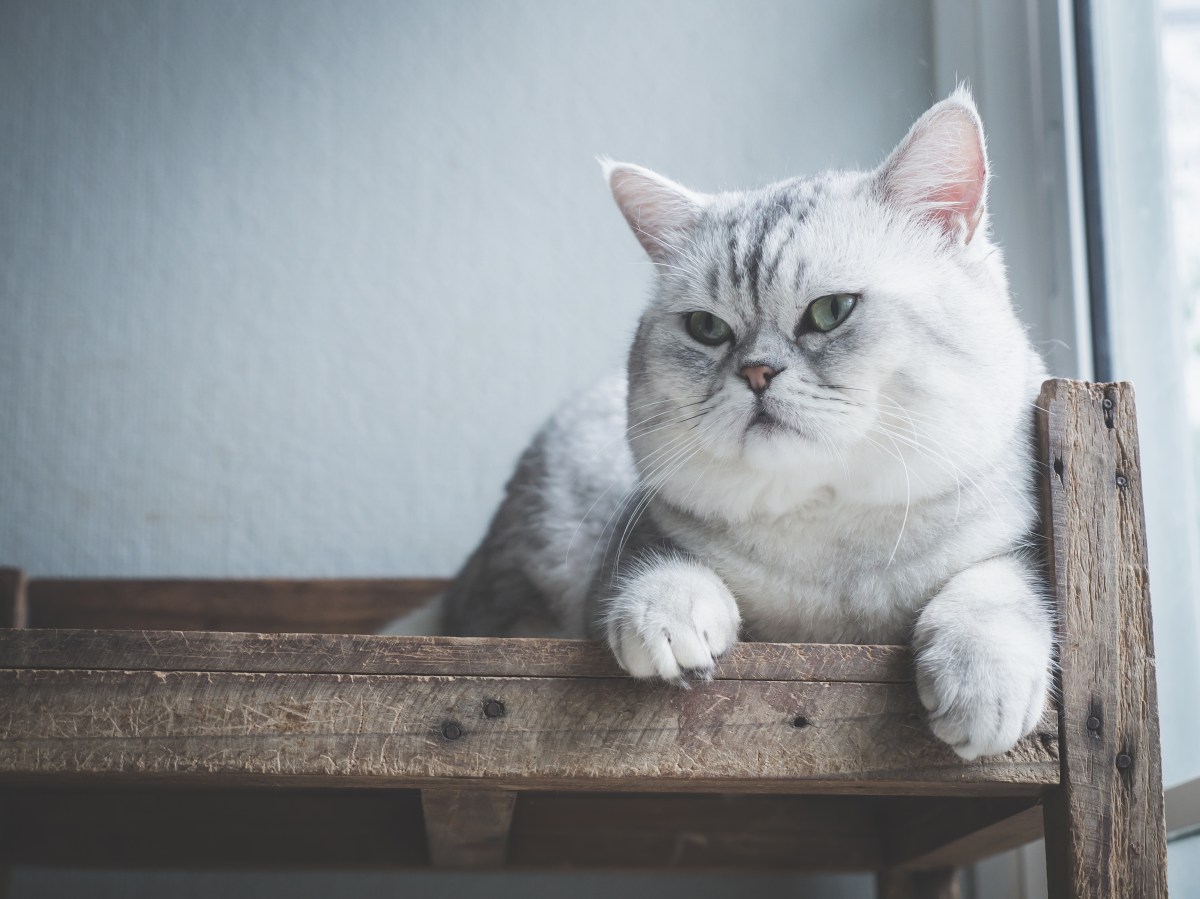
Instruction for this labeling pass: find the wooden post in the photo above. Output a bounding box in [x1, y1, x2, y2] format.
[0, 569, 26, 629]
[421, 789, 516, 868]
[1038, 380, 1167, 897]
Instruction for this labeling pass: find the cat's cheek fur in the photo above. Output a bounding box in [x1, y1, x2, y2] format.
[912, 556, 1054, 760]
[604, 556, 742, 683]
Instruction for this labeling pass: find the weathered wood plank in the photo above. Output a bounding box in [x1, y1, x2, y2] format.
[0, 668, 1058, 795]
[0, 569, 27, 629]
[421, 788, 515, 867]
[1038, 380, 1167, 898]
[0, 628, 914, 683]
[882, 797, 1043, 871]
[24, 578, 448, 634]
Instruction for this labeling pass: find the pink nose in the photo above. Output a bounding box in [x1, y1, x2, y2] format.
[740, 364, 778, 394]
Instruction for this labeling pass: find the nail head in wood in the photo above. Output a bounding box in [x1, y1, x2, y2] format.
[441, 721, 463, 741]
[1086, 716, 1101, 732]
[1116, 753, 1132, 771]
[483, 699, 505, 719]
[1116, 474, 1128, 488]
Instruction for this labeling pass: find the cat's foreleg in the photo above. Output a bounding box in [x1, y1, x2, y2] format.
[601, 554, 742, 684]
[912, 554, 1054, 759]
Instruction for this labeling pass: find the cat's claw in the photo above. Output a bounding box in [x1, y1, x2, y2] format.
[605, 558, 741, 683]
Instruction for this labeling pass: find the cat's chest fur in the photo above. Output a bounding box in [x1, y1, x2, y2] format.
[650, 474, 1009, 645]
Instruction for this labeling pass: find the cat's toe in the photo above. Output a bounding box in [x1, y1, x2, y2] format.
[916, 649, 1051, 760]
[927, 673, 1048, 760]
[611, 622, 681, 681]
[605, 557, 741, 684]
[913, 565, 1055, 760]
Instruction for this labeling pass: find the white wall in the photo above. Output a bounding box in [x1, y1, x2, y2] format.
[1, 0, 937, 579]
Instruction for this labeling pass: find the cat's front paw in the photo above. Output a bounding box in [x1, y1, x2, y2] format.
[913, 562, 1054, 760]
[604, 557, 741, 684]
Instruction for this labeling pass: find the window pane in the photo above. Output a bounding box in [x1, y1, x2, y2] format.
[1163, 3, 1200, 467]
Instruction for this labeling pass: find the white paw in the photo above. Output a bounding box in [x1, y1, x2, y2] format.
[604, 557, 741, 684]
[913, 560, 1054, 760]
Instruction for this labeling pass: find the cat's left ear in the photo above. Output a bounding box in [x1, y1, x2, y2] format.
[876, 86, 989, 244]
[601, 160, 707, 264]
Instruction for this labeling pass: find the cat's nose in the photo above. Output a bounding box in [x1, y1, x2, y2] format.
[739, 364, 780, 394]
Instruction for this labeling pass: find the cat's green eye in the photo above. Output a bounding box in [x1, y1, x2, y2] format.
[685, 311, 733, 346]
[806, 293, 858, 333]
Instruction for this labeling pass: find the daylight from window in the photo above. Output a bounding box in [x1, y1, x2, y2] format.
[1164, 1, 1200, 436]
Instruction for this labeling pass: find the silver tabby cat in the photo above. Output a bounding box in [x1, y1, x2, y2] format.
[393, 88, 1054, 760]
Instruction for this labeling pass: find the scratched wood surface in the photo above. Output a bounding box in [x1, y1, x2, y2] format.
[1038, 381, 1167, 898]
[0, 666, 1058, 795]
[21, 577, 447, 633]
[0, 628, 912, 683]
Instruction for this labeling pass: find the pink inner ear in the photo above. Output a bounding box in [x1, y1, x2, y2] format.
[927, 145, 986, 241]
[881, 100, 989, 244]
[608, 165, 700, 263]
[926, 130, 984, 240]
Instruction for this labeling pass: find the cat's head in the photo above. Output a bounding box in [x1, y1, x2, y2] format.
[606, 88, 1043, 518]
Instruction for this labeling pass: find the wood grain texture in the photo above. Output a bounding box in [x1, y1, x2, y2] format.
[0, 569, 27, 629]
[24, 578, 447, 634]
[0, 667, 1058, 795]
[0, 628, 913, 683]
[421, 789, 515, 867]
[1038, 380, 1167, 898]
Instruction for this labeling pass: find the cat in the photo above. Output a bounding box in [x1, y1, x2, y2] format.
[391, 88, 1054, 761]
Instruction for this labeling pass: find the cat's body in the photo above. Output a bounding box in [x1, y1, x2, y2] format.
[398, 89, 1054, 760]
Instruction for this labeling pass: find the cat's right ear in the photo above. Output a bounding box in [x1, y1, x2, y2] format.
[601, 160, 705, 264]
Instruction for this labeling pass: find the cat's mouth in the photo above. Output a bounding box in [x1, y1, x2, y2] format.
[745, 404, 802, 438]
[749, 407, 777, 428]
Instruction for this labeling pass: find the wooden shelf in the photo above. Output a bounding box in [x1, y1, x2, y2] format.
[0, 380, 1170, 898]
[0, 630, 1058, 796]
[0, 629, 1052, 876]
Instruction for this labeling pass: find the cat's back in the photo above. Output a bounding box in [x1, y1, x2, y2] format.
[440, 374, 635, 637]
